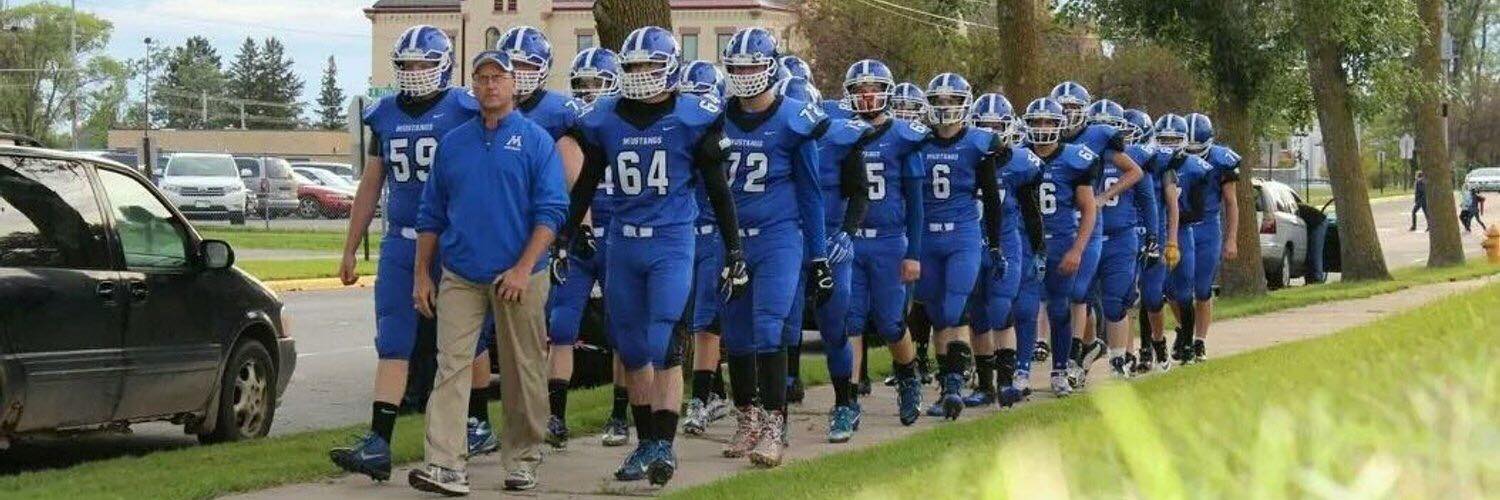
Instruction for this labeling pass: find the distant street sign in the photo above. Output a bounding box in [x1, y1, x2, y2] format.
[1399, 133, 1415, 160]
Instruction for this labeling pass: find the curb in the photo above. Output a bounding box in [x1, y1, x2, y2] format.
[264, 277, 373, 293]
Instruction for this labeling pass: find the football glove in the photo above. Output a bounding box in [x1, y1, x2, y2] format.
[1164, 242, 1182, 270]
[1141, 233, 1162, 266]
[826, 231, 854, 265]
[1033, 253, 1047, 277]
[572, 224, 598, 260]
[988, 246, 1007, 281]
[720, 250, 750, 301]
[548, 245, 569, 286]
[809, 259, 835, 305]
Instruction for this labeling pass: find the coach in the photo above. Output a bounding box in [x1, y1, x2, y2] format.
[411, 49, 568, 494]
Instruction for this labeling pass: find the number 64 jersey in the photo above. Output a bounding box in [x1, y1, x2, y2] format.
[572, 93, 725, 228]
[361, 89, 481, 232]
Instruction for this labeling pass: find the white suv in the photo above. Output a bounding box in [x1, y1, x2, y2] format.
[1253, 179, 1309, 289]
[156, 153, 249, 225]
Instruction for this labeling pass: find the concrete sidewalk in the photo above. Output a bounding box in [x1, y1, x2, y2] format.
[227, 274, 1499, 499]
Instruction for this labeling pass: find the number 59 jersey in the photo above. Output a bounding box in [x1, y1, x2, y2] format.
[574, 93, 724, 228]
[362, 89, 481, 229]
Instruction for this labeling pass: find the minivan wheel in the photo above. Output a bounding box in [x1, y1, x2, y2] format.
[198, 340, 277, 444]
[297, 197, 323, 219]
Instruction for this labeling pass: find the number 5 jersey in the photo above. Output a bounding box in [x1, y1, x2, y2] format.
[362, 88, 481, 233]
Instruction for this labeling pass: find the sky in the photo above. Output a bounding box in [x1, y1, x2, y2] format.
[13, 0, 376, 112]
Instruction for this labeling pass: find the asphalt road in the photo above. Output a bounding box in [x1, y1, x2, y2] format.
[0, 195, 1484, 475]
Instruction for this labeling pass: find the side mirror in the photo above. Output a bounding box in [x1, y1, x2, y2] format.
[240, 168, 253, 177]
[201, 239, 235, 270]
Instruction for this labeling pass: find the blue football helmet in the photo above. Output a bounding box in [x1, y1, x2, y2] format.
[677, 60, 725, 99]
[618, 26, 680, 100]
[772, 76, 821, 103]
[1022, 98, 1067, 145]
[497, 26, 552, 96]
[391, 25, 454, 96]
[722, 28, 779, 98]
[569, 47, 620, 103]
[1153, 113, 1189, 153]
[843, 59, 895, 114]
[1121, 109, 1153, 145]
[1184, 112, 1215, 155]
[925, 72, 972, 126]
[889, 82, 928, 122]
[969, 93, 1022, 146]
[1049, 81, 1092, 131]
[779, 55, 813, 84]
[1086, 99, 1126, 129]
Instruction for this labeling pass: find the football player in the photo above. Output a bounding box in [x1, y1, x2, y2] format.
[331, 25, 482, 481]
[1021, 97, 1101, 398]
[841, 59, 929, 426]
[1122, 109, 1180, 374]
[568, 47, 620, 105]
[678, 59, 726, 101]
[966, 93, 1045, 407]
[1180, 113, 1240, 364]
[1084, 99, 1158, 379]
[554, 26, 748, 486]
[1153, 114, 1213, 366]
[713, 28, 830, 467]
[889, 82, 928, 122]
[912, 73, 1002, 421]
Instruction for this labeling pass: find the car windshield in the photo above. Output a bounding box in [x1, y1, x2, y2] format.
[166, 155, 238, 177]
[1471, 168, 1500, 177]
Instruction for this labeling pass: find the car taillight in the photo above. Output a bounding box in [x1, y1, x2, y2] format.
[1260, 217, 1277, 234]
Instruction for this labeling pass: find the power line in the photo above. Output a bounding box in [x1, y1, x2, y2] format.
[78, 0, 368, 40]
[861, 0, 999, 30]
[151, 88, 304, 110]
[850, 0, 965, 33]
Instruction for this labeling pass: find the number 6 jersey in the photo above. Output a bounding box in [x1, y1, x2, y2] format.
[572, 93, 725, 228]
[362, 88, 481, 231]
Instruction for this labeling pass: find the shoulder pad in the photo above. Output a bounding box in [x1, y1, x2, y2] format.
[783, 97, 827, 138]
[676, 93, 723, 128]
[822, 118, 869, 148]
[362, 95, 396, 125]
[452, 90, 482, 113]
[1211, 145, 1241, 167]
[968, 127, 999, 153]
[896, 118, 930, 145]
[1064, 144, 1096, 170]
[1016, 146, 1044, 169]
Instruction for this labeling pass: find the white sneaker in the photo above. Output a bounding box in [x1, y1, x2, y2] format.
[1050, 371, 1073, 398]
[409, 464, 470, 496]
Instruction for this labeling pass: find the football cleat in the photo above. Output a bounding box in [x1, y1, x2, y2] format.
[1065, 359, 1086, 390]
[545, 415, 569, 449]
[1152, 340, 1172, 372]
[467, 418, 500, 456]
[828, 405, 859, 443]
[940, 373, 965, 421]
[601, 417, 631, 447]
[330, 432, 393, 482]
[858, 378, 873, 395]
[916, 357, 935, 385]
[1034, 341, 1051, 362]
[646, 440, 677, 486]
[883, 374, 898, 387]
[682, 398, 709, 436]
[1080, 339, 1107, 376]
[749, 410, 786, 468]
[1109, 355, 1133, 379]
[1012, 370, 1034, 398]
[724, 406, 763, 458]
[1050, 371, 1073, 398]
[615, 441, 652, 481]
[704, 393, 731, 423]
[1191, 339, 1207, 364]
[787, 378, 806, 405]
[897, 376, 923, 426]
[1135, 347, 1155, 374]
[963, 389, 995, 407]
[1171, 327, 1192, 363]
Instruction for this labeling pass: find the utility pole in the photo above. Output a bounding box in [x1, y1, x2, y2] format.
[142, 37, 154, 139]
[201, 90, 208, 126]
[69, 0, 78, 149]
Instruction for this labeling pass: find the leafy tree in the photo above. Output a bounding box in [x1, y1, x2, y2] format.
[316, 55, 347, 130]
[226, 37, 302, 129]
[156, 36, 229, 129]
[0, 3, 121, 147]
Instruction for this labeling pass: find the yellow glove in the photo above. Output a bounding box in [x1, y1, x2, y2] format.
[1164, 242, 1181, 270]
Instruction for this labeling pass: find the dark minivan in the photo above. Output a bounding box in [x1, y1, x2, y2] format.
[0, 145, 296, 446]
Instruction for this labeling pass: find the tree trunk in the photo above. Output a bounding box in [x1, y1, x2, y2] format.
[995, 0, 1046, 102]
[1214, 94, 1268, 297]
[1415, 0, 1466, 267]
[593, 0, 673, 53]
[1300, 13, 1391, 281]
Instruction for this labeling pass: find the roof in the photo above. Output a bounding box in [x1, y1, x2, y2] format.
[366, 0, 790, 13]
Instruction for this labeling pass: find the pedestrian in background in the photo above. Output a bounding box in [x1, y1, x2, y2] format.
[1460, 187, 1487, 233]
[1411, 171, 1427, 231]
[409, 49, 569, 495]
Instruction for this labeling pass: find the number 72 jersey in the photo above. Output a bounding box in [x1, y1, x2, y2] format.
[361, 89, 481, 229]
[574, 93, 725, 228]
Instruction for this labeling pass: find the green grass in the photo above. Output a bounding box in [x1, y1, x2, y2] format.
[673, 279, 1500, 499]
[1301, 185, 1413, 206]
[198, 227, 379, 252]
[235, 259, 374, 281]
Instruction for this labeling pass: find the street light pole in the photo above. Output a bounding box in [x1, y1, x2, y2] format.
[142, 37, 153, 139]
[69, 0, 77, 150]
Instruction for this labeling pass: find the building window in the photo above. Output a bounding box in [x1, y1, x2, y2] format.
[485, 28, 501, 50]
[681, 34, 699, 61]
[578, 34, 595, 51]
[494, 0, 517, 12]
[716, 33, 733, 61]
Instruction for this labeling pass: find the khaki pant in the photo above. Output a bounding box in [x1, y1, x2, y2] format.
[425, 269, 550, 474]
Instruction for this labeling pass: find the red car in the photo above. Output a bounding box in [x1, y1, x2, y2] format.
[293, 170, 355, 219]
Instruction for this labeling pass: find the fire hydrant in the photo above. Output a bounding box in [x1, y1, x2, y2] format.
[1484, 225, 1500, 264]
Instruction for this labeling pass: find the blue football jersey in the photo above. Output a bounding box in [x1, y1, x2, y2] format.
[920, 127, 997, 225]
[518, 89, 579, 140]
[362, 88, 481, 229]
[1173, 152, 1214, 223]
[996, 145, 1044, 237]
[723, 96, 826, 230]
[821, 99, 855, 121]
[1036, 143, 1099, 237]
[859, 118, 930, 233]
[1101, 143, 1155, 233]
[574, 93, 724, 228]
[1199, 144, 1242, 216]
[816, 118, 872, 228]
[1064, 123, 1125, 159]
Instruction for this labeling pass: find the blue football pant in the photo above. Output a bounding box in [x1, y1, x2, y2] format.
[1167, 224, 1198, 306]
[1139, 224, 1169, 312]
[785, 256, 855, 379]
[1043, 233, 1102, 371]
[722, 225, 805, 356]
[1013, 243, 1043, 375]
[847, 233, 909, 343]
[1097, 229, 1141, 323]
[1191, 218, 1223, 301]
[982, 230, 1025, 332]
[374, 237, 441, 360]
[547, 239, 607, 346]
[915, 225, 983, 330]
[605, 224, 694, 371]
[691, 229, 725, 332]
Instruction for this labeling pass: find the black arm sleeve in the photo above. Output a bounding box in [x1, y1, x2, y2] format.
[1019, 181, 1045, 253]
[1108, 130, 1127, 153]
[695, 122, 743, 254]
[366, 130, 381, 157]
[977, 149, 1004, 249]
[1220, 161, 1241, 184]
[839, 146, 870, 234]
[561, 139, 606, 244]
